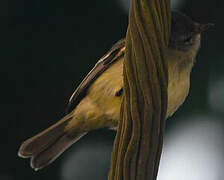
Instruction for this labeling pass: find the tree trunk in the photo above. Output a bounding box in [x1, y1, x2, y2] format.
[108, 0, 171, 180]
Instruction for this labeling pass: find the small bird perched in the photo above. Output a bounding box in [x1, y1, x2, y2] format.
[18, 11, 212, 171]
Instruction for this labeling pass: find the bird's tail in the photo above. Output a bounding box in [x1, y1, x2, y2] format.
[18, 114, 87, 171]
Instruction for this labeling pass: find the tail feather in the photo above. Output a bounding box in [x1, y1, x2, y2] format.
[18, 114, 72, 158]
[18, 114, 87, 170]
[31, 133, 87, 171]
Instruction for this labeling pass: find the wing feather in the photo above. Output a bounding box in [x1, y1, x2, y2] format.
[66, 39, 125, 114]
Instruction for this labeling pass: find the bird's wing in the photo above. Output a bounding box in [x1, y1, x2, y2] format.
[66, 39, 125, 114]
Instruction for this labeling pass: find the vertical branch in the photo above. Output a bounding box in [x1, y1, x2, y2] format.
[109, 0, 170, 180]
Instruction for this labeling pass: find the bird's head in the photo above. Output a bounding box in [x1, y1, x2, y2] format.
[169, 11, 213, 52]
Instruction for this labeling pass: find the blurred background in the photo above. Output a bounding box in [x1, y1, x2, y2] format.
[1, 0, 223, 179]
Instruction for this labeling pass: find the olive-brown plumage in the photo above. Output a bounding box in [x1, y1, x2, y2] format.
[18, 11, 211, 170]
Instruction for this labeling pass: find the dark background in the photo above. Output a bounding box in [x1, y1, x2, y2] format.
[1, 0, 223, 180]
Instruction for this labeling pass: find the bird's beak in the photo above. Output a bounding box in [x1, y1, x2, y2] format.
[197, 23, 214, 33]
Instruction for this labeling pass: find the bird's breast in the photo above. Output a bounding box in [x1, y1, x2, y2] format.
[166, 70, 191, 117]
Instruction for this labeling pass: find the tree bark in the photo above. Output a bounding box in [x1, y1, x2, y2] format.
[108, 0, 171, 180]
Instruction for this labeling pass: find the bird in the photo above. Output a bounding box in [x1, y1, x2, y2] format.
[18, 11, 212, 171]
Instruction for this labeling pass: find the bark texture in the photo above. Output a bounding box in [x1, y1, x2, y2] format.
[108, 0, 171, 180]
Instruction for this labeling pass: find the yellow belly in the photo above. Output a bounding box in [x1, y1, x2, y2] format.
[87, 57, 123, 124]
[66, 55, 191, 133]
